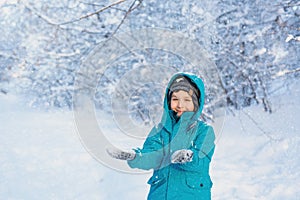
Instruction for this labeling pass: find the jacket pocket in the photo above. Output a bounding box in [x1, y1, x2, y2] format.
[185, 175, 212, 190]
[147, 173, 166, 188]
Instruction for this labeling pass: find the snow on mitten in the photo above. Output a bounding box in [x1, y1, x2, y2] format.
[171, 149, 194, 164]
[106, 147, 136, 161]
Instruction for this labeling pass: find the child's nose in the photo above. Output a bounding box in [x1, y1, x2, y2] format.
[177, 100, 183, 107]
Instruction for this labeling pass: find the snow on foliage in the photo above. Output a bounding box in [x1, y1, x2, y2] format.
[0, 0, 299, 117]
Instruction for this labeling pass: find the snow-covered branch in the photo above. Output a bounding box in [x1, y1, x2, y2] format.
[273, 68, 300, 78]
[0, 0, 298, 116]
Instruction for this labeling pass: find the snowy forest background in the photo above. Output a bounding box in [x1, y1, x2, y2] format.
[0, 0, 299, 199]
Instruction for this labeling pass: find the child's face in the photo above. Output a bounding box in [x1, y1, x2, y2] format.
[170, 90, 195, 117]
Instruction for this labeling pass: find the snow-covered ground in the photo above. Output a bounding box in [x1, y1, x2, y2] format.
[1, 80, 299, 200]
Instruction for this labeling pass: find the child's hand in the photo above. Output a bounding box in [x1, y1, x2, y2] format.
[171, 149, 194, 164]
[106, 147, 136, 161]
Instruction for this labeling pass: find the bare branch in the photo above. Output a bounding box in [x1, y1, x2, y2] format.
[257, 76, 272, 113]
[110, 0, 142, 37]
[102, 0, 143, 57]
[242, 110, 278, 141]
[21, 2, 60, 26]
[79, 0, 127, 20]
[60, 0, 127, 25]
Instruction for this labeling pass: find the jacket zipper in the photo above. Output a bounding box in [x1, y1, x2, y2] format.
[165, 128, 172, 200]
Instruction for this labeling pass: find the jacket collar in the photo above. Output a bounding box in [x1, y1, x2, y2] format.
[161, 109, 198, 134]
[160, 72, 205, 134]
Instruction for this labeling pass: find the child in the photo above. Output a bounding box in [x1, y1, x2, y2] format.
[107, 72, 215, 200]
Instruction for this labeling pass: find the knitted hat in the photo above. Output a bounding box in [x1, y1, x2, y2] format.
[168, 75, 200, 111]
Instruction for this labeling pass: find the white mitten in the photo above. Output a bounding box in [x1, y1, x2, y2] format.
[106, 147, 136, 161]
[171, 149, 194, 164]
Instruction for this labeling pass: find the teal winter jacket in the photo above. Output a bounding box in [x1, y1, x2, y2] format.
[128, 72, 215, 200]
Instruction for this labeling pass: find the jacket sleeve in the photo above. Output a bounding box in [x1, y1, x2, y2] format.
[127, 126, 165, 170]
[174, 125, 215, 172]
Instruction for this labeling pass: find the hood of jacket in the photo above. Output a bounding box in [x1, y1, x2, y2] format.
[160, 72, 205, 132]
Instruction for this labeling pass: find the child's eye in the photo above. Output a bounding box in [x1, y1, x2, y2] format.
[172, 98, 178, 101]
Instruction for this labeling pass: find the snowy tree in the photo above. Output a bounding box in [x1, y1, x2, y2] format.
[0, 0, 299, 122]
[212, 0, 300, 113]
[0, 0, 139, 108]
